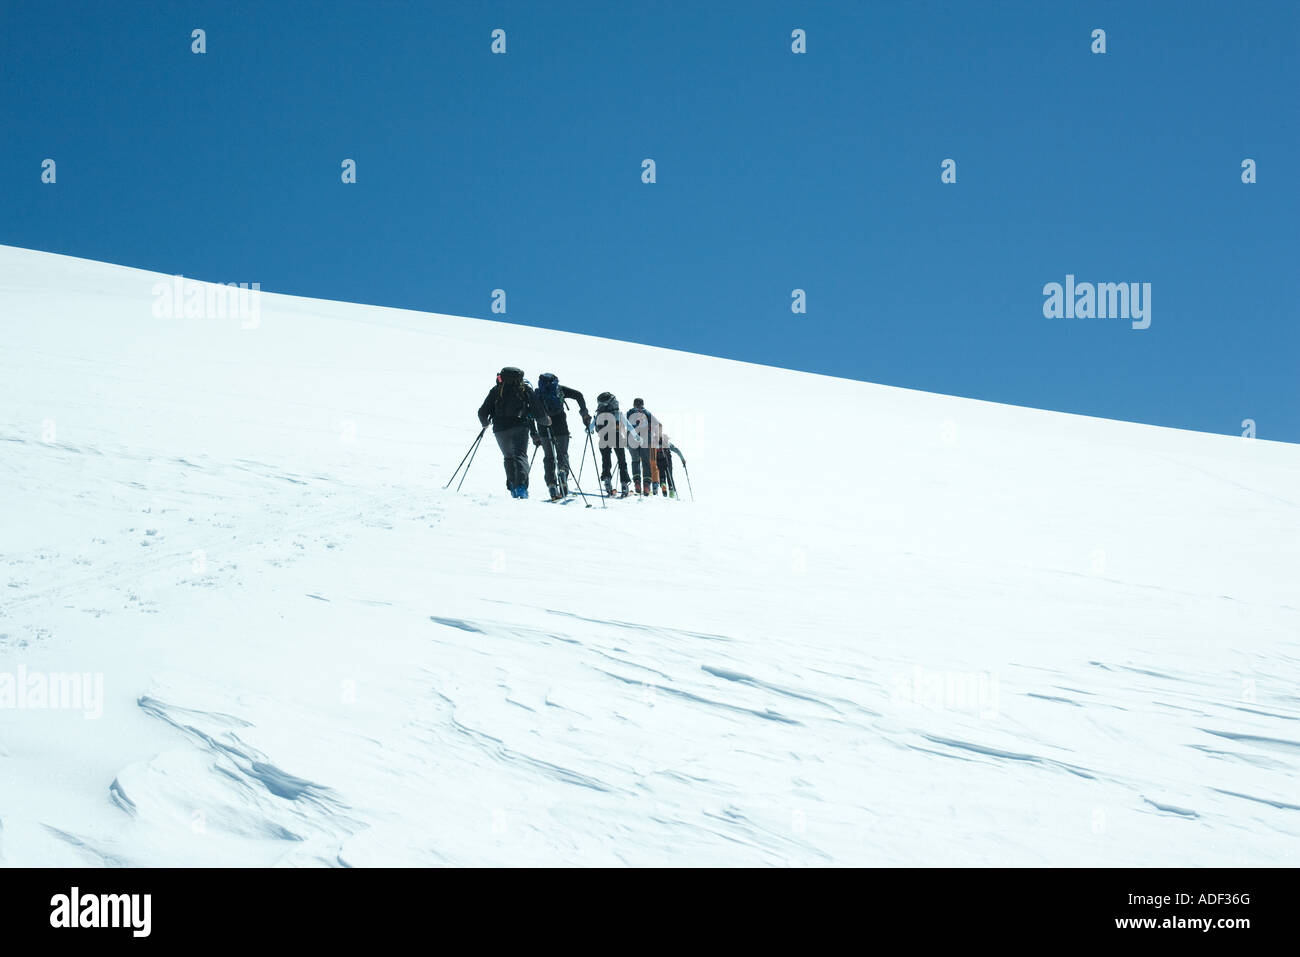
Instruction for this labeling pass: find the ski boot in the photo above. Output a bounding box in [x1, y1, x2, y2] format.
[603, 479, 615, 497]
[620, 483, 631, 499]
[548, 485, 562, 502]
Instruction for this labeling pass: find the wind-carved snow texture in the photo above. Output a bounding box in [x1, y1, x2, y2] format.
[0, 245, 1297, 865]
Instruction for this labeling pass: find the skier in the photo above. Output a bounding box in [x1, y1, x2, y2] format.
[534, 372, 591, 501]
[590, 392, 631, 497]
[625, 398, 662, 496]
[656, 431, 680, 498]
[477, 366, 550, 498]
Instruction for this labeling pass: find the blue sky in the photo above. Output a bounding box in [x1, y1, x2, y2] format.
[3, 0, 1296, 441]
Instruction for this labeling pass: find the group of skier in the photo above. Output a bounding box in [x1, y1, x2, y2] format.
[475, 366, 686, 501]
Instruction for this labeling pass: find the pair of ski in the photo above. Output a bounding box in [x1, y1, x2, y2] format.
[558, 488, 625, 502]
[545, 494, 582, 506]
[545, 482, 592, 507]
[547, 485, 661, 505]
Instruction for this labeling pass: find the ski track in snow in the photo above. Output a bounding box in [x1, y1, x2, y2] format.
[0, 246, 1298, 866]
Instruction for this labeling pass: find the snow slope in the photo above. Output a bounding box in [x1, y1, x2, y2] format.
[1, 245, 1297, 866]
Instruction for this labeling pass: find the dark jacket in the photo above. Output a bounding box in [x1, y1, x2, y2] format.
[479, 379, 550, 435]
[541, 385, 588, 435]
[625, 406, 664, 449]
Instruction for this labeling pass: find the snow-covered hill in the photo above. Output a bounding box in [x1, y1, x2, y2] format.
[1, 245, 1297, 866]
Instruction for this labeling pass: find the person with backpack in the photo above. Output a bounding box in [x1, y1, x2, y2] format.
[590, 392, 631, 498]
[477, 366, 550, 498]
[624, 397, 670, 496]
[625, 398, 663, 496]
[534, 372, 591, 501]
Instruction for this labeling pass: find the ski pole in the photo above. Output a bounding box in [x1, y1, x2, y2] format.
[562, 427, 603, 508]
[585, 429, 607, 501]
[456, 427, 486, 492]
[674, 448, 694, 502]
[580, 436, 607, 509]
[445, 425, 487, 489]
[564, 448, 596, 509]
[578, 419, 597, 486]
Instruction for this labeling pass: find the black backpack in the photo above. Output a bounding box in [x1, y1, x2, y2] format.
[495, 367, 530, 421]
